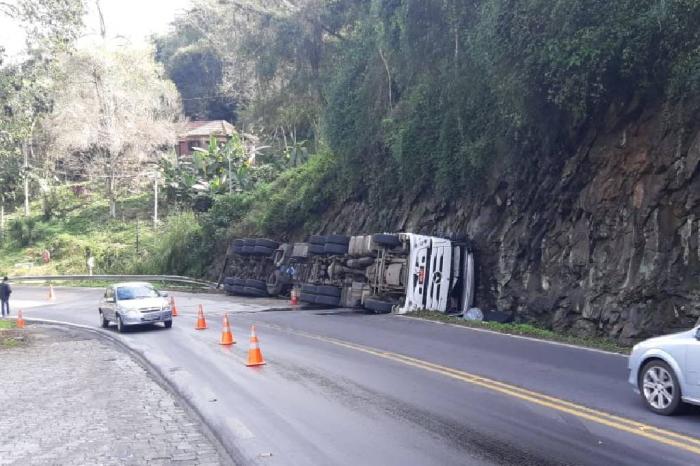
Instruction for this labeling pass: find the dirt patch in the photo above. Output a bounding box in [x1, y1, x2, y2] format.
[0, 327, 31, 349]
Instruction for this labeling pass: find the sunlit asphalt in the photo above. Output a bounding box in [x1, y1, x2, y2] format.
[14, 285, 700, 466]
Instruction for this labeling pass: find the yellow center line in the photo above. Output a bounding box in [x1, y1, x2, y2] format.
[258, 321, 700, 456]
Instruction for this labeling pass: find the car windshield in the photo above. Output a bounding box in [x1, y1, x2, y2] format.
[116, 286, 159, 300]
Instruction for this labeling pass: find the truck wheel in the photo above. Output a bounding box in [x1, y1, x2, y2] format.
[253, 245, 274, 256]
[315, 294, 340, 306]
[308, 235, 326, 245]
[266, 270, 288, 296]
[309, 243, 325, 255]
[301, 284, 319, 294]
[223, 276, 236, 286]
[245, 279, 267, 291]
[300, 292, 316, 304]
[255, 238, 279, 249]
[363, 298, 395, 314]
[243, 286, 268, 298]
[325, 234, 350, 245]
[371, 234, 401, 248]
[315, 285, 341, 297]
[324, 243, 348, 255]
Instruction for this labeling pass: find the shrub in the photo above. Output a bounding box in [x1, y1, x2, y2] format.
[9, 217, 41, 247]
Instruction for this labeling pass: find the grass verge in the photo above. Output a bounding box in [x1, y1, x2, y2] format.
[0, 320, 28, 348]
[408, 311, 631, 355]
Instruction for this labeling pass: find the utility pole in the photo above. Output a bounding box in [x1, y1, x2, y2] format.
[228, 155, 233, 193]
[22, 141, 29, 216]
[153, 173, 159, 226]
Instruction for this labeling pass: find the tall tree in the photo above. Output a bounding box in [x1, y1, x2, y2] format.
[0, 0, 85, 216]
[46, 46, 181, 217]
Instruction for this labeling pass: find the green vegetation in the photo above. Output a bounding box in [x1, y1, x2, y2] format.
[0, 320, 24, 349]
[408, 311, 631, 354]
[152, 0, 700, 240]
[0, 320, 15, 329]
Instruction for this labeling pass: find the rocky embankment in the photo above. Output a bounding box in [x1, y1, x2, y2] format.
[316, 102, 699, 343]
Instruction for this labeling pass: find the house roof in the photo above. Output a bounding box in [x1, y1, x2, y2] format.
[180, 120, 235, 138]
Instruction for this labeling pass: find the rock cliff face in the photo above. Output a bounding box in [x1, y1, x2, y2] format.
[317, 103, 700, 343]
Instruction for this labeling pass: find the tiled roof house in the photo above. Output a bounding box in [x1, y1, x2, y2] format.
[176, 120, 236, 156]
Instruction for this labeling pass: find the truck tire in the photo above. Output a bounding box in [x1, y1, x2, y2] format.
[371, 234, 401, 248]
[231, 285, 245, 295]
[255, 238, 279, 249]
[300, 292, 316, 304]
[315, 285, 341, 297]
[325, 234, 350, 245]
[363, 297, 395, 314]
[242, 245, 255, 255]
[253, 245, 274, 256]
[266, 270, 288, 296]
[243, 286, 268, 297]
[245, 279, 267, 291]
[309, 243, 325, 255]
[314, 294, 340, 306]
[308, 235, 326, 245]
[324, 243, 348, 255]
[223, 276, 236, 286]
[301, 284, 319, 294]
[243, 238, 256, 246]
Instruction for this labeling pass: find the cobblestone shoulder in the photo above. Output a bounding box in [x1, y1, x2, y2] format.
[0, 326, 230, 465]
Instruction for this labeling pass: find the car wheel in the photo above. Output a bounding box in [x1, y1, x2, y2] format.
[639, 360, 683, 415]
[99, 310, 109, 328]
[117, 315, 125, 333]
[164, 320, 173, 329]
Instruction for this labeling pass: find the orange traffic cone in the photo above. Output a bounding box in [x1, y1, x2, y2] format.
[170, 296, 179, 317]
[16, 309, 25, 329]
[246, 325, 266, 366]
[48, 284, 55, 301]
[219, 314, 235, 345]
[195, 304, 208, 330]
[290, 287, 299, 306]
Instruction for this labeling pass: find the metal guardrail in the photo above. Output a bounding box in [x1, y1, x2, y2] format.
[8, 275, 218, 289]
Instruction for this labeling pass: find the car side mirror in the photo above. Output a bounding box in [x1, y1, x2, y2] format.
[695, 328, 700, 341]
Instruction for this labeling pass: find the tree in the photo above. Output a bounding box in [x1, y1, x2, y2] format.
[0, 0, 85, 216]
[46, 46, 181, 217]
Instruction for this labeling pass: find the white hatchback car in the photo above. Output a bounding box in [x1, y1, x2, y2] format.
[628, 326, 700, 415]
[98, 282, 172, 332]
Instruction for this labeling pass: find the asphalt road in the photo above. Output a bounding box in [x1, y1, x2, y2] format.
[13, 285, 700, 466]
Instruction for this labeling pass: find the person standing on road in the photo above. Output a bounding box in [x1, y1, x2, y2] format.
[0, 277, 12, 318]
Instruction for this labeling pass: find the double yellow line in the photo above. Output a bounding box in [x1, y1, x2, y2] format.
[261, 322, 700, 456]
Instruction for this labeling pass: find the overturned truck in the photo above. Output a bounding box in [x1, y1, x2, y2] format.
[222, 233, 475, 314]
